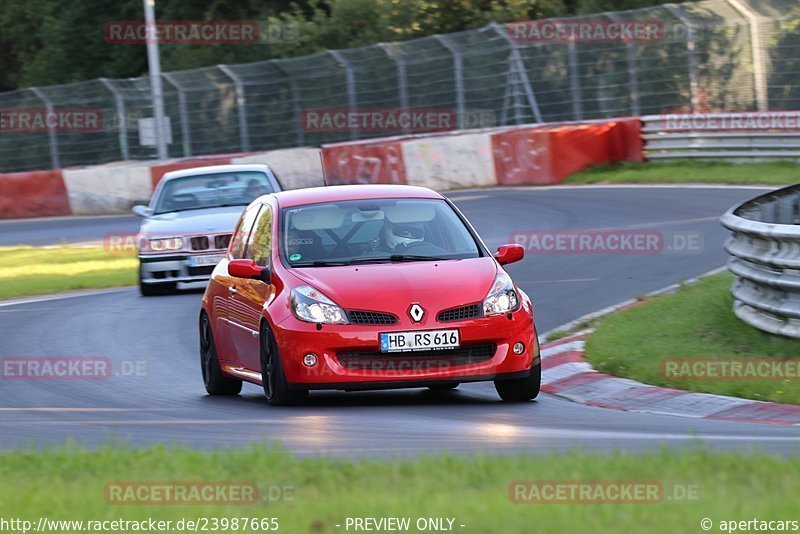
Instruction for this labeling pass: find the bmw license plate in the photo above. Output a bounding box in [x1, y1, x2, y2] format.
[188, 254, 224, 267]
[380, 329, 460, 353]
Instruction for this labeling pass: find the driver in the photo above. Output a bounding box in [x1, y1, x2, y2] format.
[382, 220, 425, 252]
[245, 179, 268, 200]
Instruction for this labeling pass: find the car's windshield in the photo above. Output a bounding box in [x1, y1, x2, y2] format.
[153, 171, 276, 214]
[281, 198, 481, 267]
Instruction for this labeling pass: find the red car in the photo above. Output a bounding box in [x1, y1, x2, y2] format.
[199, 185, 540, 405]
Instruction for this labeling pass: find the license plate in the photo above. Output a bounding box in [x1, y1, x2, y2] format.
[379, 329, 460, 353]
[188, 254, 224, 267]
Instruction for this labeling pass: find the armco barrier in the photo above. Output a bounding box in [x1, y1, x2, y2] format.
[720, 184, 800, 338]
[643, 113, 800, 161]
[0, 170, 71, 219]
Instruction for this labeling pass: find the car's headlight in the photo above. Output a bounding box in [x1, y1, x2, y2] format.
[483, 271, 519, 316]
[291, 285, 349, 325]
[149, 237, 184, 252]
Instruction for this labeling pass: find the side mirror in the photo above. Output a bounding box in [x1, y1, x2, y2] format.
[494, 244, 524, 265]
[228, 259, 270, 282]
[132, 205, 153, 217]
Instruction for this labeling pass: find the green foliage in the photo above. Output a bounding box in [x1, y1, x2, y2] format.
[0, 0, 688, 91]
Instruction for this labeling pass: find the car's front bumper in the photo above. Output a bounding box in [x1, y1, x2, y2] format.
[273, 307, 539, 389]
[139, 254, 221, 284]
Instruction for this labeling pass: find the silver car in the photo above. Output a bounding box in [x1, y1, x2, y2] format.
[132, 164, 282, 296]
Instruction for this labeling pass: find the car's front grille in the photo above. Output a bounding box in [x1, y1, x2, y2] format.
[190, 236, 210, 251]
[337, 343, 496, 371]
[190, 234, 232, 251]
[438, 303, 483, 322]
[215, 234, 232, 249]
[347, 310, 398, 325]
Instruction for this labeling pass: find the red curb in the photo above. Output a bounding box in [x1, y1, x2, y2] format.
[705, 402, 800, 425]
[540, 333, 588, 350]
[542, 351, 585, 369]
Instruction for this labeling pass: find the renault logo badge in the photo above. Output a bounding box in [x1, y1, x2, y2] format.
[408, 303, 425, 323]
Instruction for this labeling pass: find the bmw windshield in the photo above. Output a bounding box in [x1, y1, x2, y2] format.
[153, 171, 277, 214]
[281, 198, 483, 267]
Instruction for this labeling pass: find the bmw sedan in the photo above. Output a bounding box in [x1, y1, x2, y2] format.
[132, 164, 281, 296]
[199, 184, 540, 404]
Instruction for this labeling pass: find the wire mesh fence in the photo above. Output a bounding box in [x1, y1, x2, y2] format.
[0, 0, 797, 173]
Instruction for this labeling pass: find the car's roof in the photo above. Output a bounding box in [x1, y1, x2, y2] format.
[271, 185, 443, 208]
[162, 164, 272, 181]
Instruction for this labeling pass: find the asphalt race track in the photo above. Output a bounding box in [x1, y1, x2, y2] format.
[2, 185, 798, 455]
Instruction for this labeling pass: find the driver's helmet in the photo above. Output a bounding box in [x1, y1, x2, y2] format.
[384, 221, 425, 249]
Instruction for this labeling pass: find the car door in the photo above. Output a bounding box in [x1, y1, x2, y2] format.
[229, 202, 276, 371]
[216, 203, 262, 365]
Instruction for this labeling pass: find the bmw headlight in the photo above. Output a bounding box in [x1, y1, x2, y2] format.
[483, 271, 519, 316]
[291, 285, 349, 325]
[149, 237, 184, 252]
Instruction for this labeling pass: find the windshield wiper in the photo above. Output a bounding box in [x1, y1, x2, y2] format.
[388, 254, 450, 262]
[291, 260, 351, 267]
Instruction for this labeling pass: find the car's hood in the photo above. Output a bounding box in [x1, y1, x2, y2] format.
[290, 257, 498, 313]
[139, 206, 245, 236]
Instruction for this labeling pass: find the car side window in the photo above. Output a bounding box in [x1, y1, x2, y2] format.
[245, 204, 273, 267]
[229, 204, 262, 259]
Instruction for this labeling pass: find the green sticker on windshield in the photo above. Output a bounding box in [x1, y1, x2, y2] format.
[289, 253, 302, 261]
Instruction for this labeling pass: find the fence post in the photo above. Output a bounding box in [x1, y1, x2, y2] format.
[273, 62, 305, 147]
[328, 50, 359, 140]
[567, 41, 583, 120]
[98, 78, 130, 160]
[218, 64, 251, 152]
[29, 87, 60, 169]
[380, 44, 410, 134]
[433, 35, 466, 129]
[492, 22, 543, 123]
[161, 73, 191, 157]
[726, 0, 768, 111]
[605, 12, 641, 116]
[665, 5, 701, 112]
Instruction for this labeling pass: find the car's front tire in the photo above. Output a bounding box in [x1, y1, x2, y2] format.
[260, 324, 308, 406]
[494, 362, 541, 402]
[199, 313, 242, 396]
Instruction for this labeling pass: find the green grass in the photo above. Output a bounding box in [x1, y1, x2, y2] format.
[0, 445, 797, 533]
[0, 246, 136, 300]
[585, 273, 800, 404]
[565, 160, 800, 185]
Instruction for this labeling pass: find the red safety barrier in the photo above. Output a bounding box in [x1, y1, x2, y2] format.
[0, 170, 71, 219]
[320, 140, 407, 186]
[149, 157, 233, 189]
[492, 120, 643, 185]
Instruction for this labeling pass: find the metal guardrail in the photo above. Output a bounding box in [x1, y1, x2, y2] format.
[642, 113, 800, 161]
[720, 184, 800, 338]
